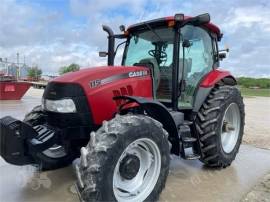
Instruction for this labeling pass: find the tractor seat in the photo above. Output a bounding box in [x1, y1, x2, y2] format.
[170, 58, 192, 80]
[157, 58, 192, 98]
[138, 58, 160, 91]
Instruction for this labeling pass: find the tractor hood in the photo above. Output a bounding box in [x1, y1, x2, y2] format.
[53, 66, 150, 87]
[50, 65, 153, 124]
[52, 65, 152, 97]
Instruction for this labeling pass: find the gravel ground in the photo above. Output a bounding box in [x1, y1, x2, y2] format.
[242, 174, 270, 202]
[243, 97, 270, 150]
[241, 97, 270, 201]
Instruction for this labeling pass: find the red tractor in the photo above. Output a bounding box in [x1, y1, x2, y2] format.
[0, 13, 244, 201]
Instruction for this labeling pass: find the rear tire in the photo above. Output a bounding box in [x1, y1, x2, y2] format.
[76, 114, 170, 202]
[195, 85, 245, 168]
[24, 105, 75, 170]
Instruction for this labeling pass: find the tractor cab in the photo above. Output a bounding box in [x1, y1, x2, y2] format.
[102, 13, 224, 111]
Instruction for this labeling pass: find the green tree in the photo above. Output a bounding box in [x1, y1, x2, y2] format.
[237, 77, 270, 89]
[59, 63, 80, 75]
[28, 66, 42, 80]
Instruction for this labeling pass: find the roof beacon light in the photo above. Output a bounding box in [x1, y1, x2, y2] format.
[174, 14, 184, 22]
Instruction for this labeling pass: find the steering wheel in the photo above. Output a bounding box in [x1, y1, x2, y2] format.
[148, 50, 167, 62]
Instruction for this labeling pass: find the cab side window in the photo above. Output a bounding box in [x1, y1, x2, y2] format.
[179, 25, 214, 108]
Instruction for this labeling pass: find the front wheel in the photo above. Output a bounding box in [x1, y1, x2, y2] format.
[76, 114, 170, 202]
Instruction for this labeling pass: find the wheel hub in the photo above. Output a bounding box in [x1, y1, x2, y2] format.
[119, 154, 140, 180]
[113, 138, 162, 202]
[220, 103, 241, 153]
[222, 121, 235, 132]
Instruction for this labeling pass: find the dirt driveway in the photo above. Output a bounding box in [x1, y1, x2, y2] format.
[243, 97, 270, 149]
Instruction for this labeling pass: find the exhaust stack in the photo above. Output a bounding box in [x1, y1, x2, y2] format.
[102, 25, 115, 66]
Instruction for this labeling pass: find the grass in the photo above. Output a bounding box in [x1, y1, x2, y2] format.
[240, 87, 270, 97]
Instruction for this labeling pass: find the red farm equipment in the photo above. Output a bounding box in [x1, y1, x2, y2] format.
[0, 13, 244, 202]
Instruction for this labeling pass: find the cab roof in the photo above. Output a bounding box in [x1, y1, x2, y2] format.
[128, 15, 222, 40]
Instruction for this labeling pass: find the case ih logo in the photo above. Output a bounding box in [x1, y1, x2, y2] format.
[128, 70, 148, 78]
[90, 70, 148, 88]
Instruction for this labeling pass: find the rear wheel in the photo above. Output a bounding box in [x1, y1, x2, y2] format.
[24, 105, 75, 170]
[195, 85, 245, 168]
[76, 114, 170, 202]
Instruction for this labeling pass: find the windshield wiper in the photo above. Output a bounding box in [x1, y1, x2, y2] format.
[143, 22, 163, 41]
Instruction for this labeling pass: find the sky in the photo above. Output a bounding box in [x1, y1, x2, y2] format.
[0, 0, 270, 77]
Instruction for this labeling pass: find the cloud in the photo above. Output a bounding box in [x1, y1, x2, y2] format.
[223, 6, 270, 32]
[0, 0, 269, 77]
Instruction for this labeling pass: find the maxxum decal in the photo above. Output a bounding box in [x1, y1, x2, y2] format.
[89, 70, 148, 88]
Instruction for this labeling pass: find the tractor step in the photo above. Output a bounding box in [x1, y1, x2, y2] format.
[178, 121, 201, 160]
[182, 137, 197, 143]
[181, 147, 201, 160]
[183, 120, 193, 126]
[178, 124, 190, 137]
[184, 153, 201, 160]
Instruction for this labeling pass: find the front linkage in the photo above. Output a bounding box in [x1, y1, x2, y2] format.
[0, 116, 57, 166]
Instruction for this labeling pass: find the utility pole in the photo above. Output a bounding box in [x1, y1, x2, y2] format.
[17, 52, 20, 79]
[5, 58, 8, 75]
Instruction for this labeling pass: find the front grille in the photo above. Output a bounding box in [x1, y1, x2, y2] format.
[45, 111, 92, 128]
[43, 82, 85, 99]
[43, 82, 93, 128]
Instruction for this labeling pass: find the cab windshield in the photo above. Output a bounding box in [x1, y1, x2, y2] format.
[123, 27, 175, 100]
[123, 27, 174, 67]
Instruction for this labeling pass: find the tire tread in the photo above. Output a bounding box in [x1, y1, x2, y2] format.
[195, 84, 245, 168]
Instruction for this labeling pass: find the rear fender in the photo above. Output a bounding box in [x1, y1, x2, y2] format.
[113, 96, 180, 155]
[199, 69, 236, 88]
[193, 69, 237, 112]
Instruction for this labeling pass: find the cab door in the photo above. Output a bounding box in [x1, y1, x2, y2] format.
[178, 25, 215, 108]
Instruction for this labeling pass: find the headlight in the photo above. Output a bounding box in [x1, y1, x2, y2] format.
[43, 98, 76, 113]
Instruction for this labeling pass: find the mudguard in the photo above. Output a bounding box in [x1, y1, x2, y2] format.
[193, 69, 237, 112]
[113, 95, 180, 154]
[200, 69, 236, 88]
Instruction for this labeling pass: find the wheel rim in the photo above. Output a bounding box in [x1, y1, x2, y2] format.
[220, 103, 241, 153]
[42, 145, 67, 158]
[113, 138, 161, 202]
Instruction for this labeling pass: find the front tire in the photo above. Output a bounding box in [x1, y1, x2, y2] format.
[195, 85, 245, 168]
[76, 114, 170, 202]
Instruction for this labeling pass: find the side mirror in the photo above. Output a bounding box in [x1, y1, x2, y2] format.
[182, 39, 192, 48]
[192, 13, 210, 26]
[219, 52, 226, 60]
[119, 25, 126, 32]
[99, 51, 108, 57]
[218, 45, 229, 60]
